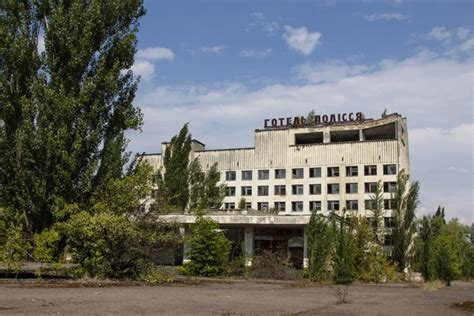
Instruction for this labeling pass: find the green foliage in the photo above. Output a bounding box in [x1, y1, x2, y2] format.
[250, 250, 303, 280]
[415, 206, 473, 283]
[0, 213, 32, 274]
[182, 216, 231, 276]
[160, 124, 224, 213]
[63, 211, 153, 279]
[307, 212, 334, 281]
[138, 265, 174, 284]
[163, 124, 192, 211]
[0, 0, 146, 233]
[238, 198, 247, 210]
[353, 217, 390, 283]
[392, 170, 419, 273]
[90, 162, 153, 216]
[370, 180, 385, 245]
[333, 212, 356, 284]
[33, 228, 62, 263]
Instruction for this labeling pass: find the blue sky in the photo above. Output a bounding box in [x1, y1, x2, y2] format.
[128, 0, 473, 223]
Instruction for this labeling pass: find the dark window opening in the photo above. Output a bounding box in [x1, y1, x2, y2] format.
[330, 129, 360, 143]
[295, 132, 324, 145]
[363, 123, 396, 141]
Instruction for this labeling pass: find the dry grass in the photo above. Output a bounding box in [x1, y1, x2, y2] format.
[421, 280, 444, 292]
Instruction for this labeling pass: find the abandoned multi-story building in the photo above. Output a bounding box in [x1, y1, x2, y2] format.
[142, 112, 409, 267]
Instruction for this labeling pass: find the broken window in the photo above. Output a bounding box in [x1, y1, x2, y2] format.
[327, 167, 339, 177]
[295, 132, 323, 145]
[292, 185, 304, 195]
[258, 185, 269, 196]
[258, 202, 269, 212]
[309, 201, 321, 212]
[384, 217, 395, 228]
[346, 200, 358, 211]
[274, 185, 286, 196]
[292, 168, 304, 179]
[225, 171, 236, 181]
[245, 202, 252, 209]
[365, 199, 377, 210]
[346, 183, 358, 194]
[327, 183, 340, 194]
[258, 169, 269, 180]
[242, 170, 252, 180]
[292, 201, 304, 212]
[330, 129, 360, 143]
[241, 186, 252, 196]
[365, 182, 378, 193]
[328, 200, 340, 211]
[309, 184, 321, 195]
[275, 169, 286, 179]
[384, 199, 397, 210]
[384, 234, 393, 246]
[362, 122, 396, 141]
[364, 165, 377, 176]
[275, 202, 286, 212]
[383, 164, 397, 175]
[309, 167, 321, 178]
[226, 186, 236, 196]
[224, 203, 235, 210]
[383, 182, 397, 193]
[346, 166, 358, 177]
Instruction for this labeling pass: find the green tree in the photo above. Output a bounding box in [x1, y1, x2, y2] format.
[160, 124, 224, 213]
[162, 124, 192, 211]
[370, 180, 385, 245]
[333, 210, 356, 284]
[238, 198, 247, 210]
[0, 0, 146, 234]
[307, 212, 334, 281]
[182, 216, 231, 276]
[392, 170, 419, 273]
[418, 215, 434, 281]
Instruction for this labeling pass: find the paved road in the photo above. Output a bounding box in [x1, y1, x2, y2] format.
[0, 280, 473, 315]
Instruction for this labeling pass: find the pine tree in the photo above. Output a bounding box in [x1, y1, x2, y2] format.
[0, 0, 145, 233]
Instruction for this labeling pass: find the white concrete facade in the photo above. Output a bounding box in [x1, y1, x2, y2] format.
[142, 113, 409, 267]
[143, 113, 409, 218]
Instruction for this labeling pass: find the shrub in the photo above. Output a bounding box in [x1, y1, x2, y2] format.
[250, 250, 302, 280]
[33, 229, 62, 263]
[63, 211, 153, 279]
[182, 216, 231, 276]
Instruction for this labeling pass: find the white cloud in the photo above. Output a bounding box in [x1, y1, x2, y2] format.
[129, 38, 474, 224]
[293, 61, 373, 83]
[364, 12, 408, 22]
[131, 60, 155, 80]
[200, 45, 226, 54]
[240, 48, 272, 57]
[428, 26, 452, 42]
[456, 27, 470, 40]
[249, 12, 280, 34]
[283, 25, 321, 56]
[130, 46, 174, 81]
[136, 47, 174, 61]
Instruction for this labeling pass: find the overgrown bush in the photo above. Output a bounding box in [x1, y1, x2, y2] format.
[63, 211, 153, 279]
[250, 250, 303, 280]
[33, 229, 62, 263]
[182, 216, 231, 276]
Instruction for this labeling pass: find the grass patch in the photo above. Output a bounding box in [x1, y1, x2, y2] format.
[421, 280, 444, 292]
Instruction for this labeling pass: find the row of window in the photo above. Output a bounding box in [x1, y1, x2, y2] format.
[224, 164, 397, 181]
[226, 181, 397, 196]
[224, 199, 397, 212]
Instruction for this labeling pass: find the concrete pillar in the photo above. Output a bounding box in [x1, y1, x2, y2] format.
[244, 226, 254, 267]
[323, 130, 331, 143]
[303, 228, 309, 268]
[359, 129, 365, 141]
[180, 226, 191, 264]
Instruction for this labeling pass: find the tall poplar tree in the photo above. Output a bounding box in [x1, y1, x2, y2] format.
[0, 0, 145, 233]
[392, 170, 419, 273]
